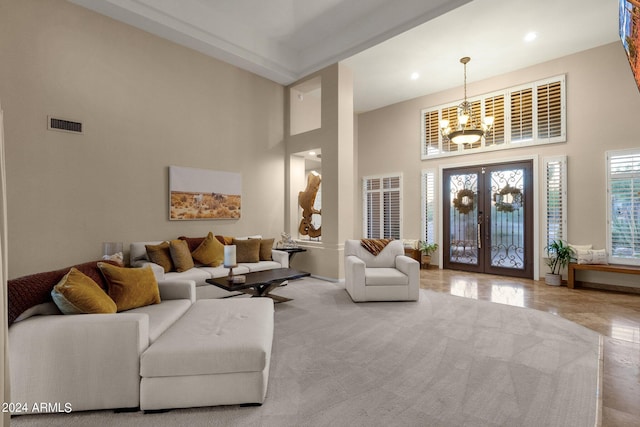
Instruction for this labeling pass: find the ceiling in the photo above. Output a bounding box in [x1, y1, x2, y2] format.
[69, 0, 620, 113]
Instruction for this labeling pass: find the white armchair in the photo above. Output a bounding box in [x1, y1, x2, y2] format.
[344, 239, 420, 302]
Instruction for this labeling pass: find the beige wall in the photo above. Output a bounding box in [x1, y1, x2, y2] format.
[0, 0, 285, 278]
[356, 42, 640, 284]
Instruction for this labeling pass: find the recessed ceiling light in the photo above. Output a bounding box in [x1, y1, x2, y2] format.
[524, 32, 537, 42]
[410, 72, 420, 80]
[309, 151, 316, 156]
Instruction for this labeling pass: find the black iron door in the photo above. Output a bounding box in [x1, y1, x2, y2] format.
[443, 161, 533, 279]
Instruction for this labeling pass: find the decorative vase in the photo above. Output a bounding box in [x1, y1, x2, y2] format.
[545, 273, 562, 286]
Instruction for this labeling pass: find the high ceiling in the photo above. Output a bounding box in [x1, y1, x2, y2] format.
[70, 0, 620, 113]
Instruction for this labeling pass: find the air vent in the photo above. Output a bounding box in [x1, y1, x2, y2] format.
[48, 116, 83, 134]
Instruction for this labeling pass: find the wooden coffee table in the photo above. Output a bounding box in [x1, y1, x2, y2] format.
[206, 268, 310, 303]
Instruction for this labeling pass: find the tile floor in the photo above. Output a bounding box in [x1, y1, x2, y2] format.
[419, 268, 640, 427]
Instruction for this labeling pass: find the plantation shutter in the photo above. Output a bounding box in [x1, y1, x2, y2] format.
[484, 95, 505, 146]
[607, 150, 640, 264]
[537, 81, 563, 140]
[543, 156, 567, 250]
[383, 176, 401, 239]
[422, 170, 436, 244]
[510, 88, 533, 142]
[441, 106, 459, 152]
[363, 174, 402, 239]
[423, 109, 440, 156]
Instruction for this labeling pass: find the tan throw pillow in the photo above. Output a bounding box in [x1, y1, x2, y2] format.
[169, 239, 195, 272]
[51, 268, 117, 315]
[192, 232, 224, 267]
[98, 263, 161, 312]
[233, 238, 260, 263]
[259, 238, 274, 261]
[145, 242, 174, 273]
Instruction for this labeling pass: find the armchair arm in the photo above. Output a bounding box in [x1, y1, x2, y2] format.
[395, 255, 420, 300]
[345, 255, 366, 302]
[9, 313, 148, 412]
[157, 279, 196, 303]
[271, 249, 289, 268]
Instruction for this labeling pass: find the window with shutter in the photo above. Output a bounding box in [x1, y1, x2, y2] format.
[420, 75, 565, 159]
[363, 174, 402, 239]
[607, 150, 640, 265]
[421, 170, 437, 244]
[543, 156, 567, 250]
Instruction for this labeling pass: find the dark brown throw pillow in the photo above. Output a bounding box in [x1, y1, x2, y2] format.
[178, 235, 206, 252]
[215, 235, 234, 245]
[233, 238, 260, 263]
[145, 242, 174, 273]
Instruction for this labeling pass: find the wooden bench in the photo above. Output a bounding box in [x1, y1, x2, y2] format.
[567, 263, 640, 289]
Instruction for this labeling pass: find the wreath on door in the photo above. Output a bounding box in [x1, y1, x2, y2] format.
[453, 189, 475, 215]
[494, 185, 523, 212]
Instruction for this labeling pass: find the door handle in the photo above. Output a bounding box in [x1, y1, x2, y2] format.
[477, 212, 483, 249]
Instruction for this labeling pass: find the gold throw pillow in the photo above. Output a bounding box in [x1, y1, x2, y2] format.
[98, 263, 161, 312]
[191, 232, 224, 267]
[51, 267, 117, 314]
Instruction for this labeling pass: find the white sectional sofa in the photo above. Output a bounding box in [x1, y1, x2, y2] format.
[129, 240, 289, 299]
[8, 260, 275, 414]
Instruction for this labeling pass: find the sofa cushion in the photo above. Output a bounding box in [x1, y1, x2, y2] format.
[140, 298, 274, 378]
[199, 265, 250, 280]
[169, 240, 195, 272]
[51, 268, 117, 314]
[145, 242, 174, 273]
[126, 299, 192, 344]
[164, 268, 212, 287]
[191, 232, 224, 267]
[365, 268, 409, 286]
[98, 263, 161, 312]
[233, 238, 260, 263]
[244, 261, 282, 273]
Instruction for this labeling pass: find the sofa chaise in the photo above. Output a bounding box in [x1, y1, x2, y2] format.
[7, 260, 274, 414]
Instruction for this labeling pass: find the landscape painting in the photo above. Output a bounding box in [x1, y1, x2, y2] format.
[169, 166, 241, 220]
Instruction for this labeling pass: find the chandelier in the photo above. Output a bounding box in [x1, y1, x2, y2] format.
[440, 57, 493, 145]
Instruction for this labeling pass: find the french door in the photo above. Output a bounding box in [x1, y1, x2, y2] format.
[443, 161, 533, 279]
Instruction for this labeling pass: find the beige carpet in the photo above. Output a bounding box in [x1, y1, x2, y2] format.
[12, 277, 602, 427]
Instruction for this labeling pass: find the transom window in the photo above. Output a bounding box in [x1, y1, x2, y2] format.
[421, 75, 565, 159]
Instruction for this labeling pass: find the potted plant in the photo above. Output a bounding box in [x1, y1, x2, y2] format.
[544, 240, 574, 286]
[419, 241, 439, 268]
